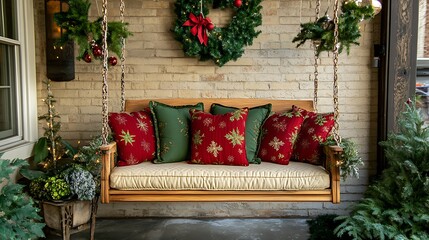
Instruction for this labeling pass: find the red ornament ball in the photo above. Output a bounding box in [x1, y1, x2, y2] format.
[207, 23, 215, 31]
[92, 45, 102, 58]
[83, 52, 92, 63]
[108, 56, 118, 66]
[234, 0, 242, 8]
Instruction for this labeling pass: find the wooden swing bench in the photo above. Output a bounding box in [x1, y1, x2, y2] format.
[100, 98, 342, 204]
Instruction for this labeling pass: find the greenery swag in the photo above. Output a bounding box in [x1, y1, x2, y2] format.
[54, 0, 131, 62]
[172, 0, 262, 66]
[324, 137, 363, 181]
[292, 0, 374, 55]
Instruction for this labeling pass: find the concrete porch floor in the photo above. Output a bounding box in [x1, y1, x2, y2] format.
[46, 218, 310, 240]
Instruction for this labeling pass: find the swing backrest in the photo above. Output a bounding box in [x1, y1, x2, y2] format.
[124, 98, 314, 113]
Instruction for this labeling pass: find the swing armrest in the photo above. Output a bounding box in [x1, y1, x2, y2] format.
[100, 141, 117, 203]
[324, 145, 343, 203]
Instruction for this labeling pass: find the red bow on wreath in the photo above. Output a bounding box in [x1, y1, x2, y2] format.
[183, 13, 214, 46]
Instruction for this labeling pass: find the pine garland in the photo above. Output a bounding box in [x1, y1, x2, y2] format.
[292, 1, 374, 55]
[335, 99, 429, 239]
[172, 0, 262, 66]
[54, 0, 131, 61]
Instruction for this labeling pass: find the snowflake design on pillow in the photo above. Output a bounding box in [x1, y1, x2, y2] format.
[269, 137, 285, 151]
[207, 141, 223, 157]
[257, 110, 305, 165]
[189, 108, 249, 166]
[137, 118, 149, 133]
[115, 114, 127, 125]
[120, 130, 135, 146]
[225, 128, 244, 146]
[109, 110, 156, 166]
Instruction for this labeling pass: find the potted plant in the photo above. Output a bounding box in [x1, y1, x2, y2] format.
[20, 80, 104, 239]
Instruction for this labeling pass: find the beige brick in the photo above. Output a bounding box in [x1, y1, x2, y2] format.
[227, 91, 256, 98]
[177, 90, 202, 98]
[187, 66, 216, 74]
[131, 82, 160, 90]
[142, 1, 170, 9]
[172, 74, 200, 82]
[200, 74, 226, 82]
[215, 82, 244, 90]
[155, 50, 184, 58]
[244, 82, 270, 90]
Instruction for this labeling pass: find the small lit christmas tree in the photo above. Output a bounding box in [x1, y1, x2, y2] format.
[33, 80, 68, 173]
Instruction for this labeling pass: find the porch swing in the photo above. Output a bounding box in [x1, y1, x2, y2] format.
[99, 0, 344, 204]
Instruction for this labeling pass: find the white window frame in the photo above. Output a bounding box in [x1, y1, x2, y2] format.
[0, 0, 37, 160]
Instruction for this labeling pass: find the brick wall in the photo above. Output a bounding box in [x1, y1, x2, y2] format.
[33, 0, 380, 217]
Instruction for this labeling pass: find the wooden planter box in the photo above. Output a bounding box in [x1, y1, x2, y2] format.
[42, 199, 97, 240]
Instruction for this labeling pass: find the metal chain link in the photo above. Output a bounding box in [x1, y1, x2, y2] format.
[313, 0, 321, 112]
[315, 0, 321, 19]
[332, 0, 341, 145]
[120, 0, 126, 112]
[101, 0, 109, 145]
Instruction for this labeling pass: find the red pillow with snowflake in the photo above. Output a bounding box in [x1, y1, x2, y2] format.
[189, 108, 249, 166]
[108, 110, 156, 166]
[292, 106, 335, 165]
[257, 111, 305, 165]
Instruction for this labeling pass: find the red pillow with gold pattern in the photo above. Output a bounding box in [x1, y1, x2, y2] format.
[257, 111, 305, 165]
[292, 106, 335, 165]
[189, 108, 249, 166]
[108, 110, 156, 166]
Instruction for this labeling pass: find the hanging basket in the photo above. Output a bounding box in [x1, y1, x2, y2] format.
[292, 1, 375, 56]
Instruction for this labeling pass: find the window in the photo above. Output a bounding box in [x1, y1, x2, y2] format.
[416, 0, 429, 124]
[0, 0, 37, 159]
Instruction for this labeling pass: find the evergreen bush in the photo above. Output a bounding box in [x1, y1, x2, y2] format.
[0, 153, 45, 239]
[335, 99, 429, 239]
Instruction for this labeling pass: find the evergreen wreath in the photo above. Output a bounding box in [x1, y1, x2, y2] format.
[172, 0, 262, 67]
[54, 0, 131, 64]
[292, 0, 374, 56]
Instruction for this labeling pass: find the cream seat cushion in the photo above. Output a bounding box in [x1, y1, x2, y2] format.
[110, 161, 330, 191]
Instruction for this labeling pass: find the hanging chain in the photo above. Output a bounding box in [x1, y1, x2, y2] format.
[200, 0, 204, 17]
[120, 0, 126, 112]
[313, 0, 321, 112]
[332, 0, 341, 145]
[101, 0, 109, 145]
[315, 0, 321, 19]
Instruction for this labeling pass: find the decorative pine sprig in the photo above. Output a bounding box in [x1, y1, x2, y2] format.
[292, 1, 374, 55]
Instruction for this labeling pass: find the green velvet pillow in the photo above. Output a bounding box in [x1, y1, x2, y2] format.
[150, 101, 204, 163]
[210, 103, 272, 164]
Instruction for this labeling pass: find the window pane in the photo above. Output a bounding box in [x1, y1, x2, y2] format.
[416, 0, 429, 124]
[0, 43, 17, 140]
[0, 0, 17, 39]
